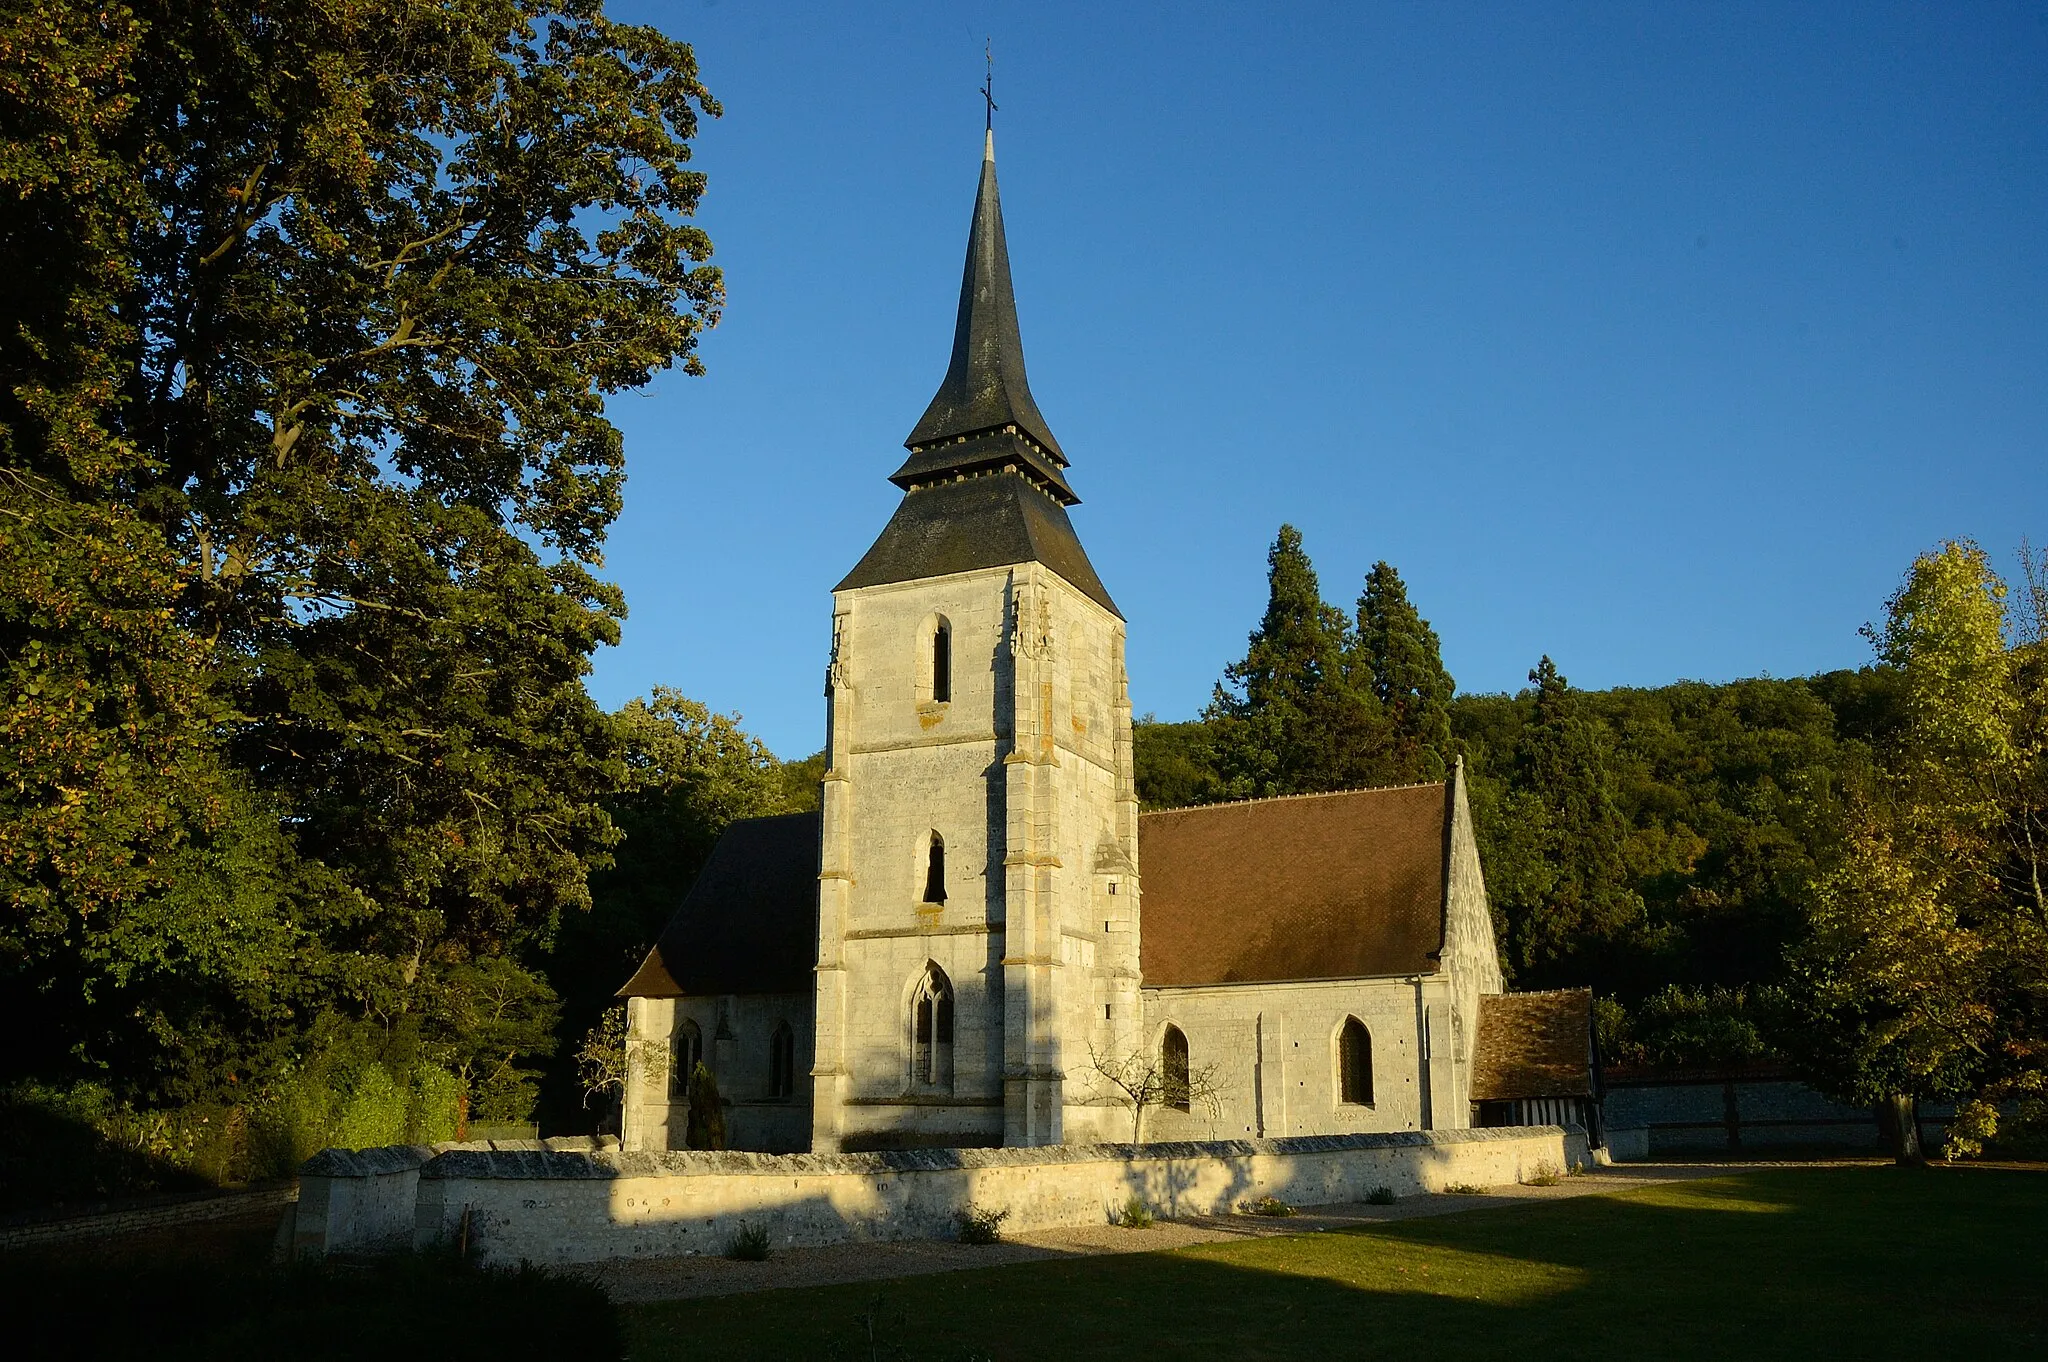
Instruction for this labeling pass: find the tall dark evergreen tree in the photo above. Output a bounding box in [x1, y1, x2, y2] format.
[1204, 526, 1390, 797]
[1354, 561, 1457, 782]
[1489, 657, 1650, 987]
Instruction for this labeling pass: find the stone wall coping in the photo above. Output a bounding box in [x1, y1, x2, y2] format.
[299, 1134, 623, 1177]
[299, 1144, 439, 1177]
[420, 1125, 1580, 1182]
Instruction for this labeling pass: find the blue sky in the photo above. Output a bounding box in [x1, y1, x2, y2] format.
[593, 1, 2047, 760]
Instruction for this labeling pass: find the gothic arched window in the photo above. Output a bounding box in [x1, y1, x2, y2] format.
[671, 1018, 703, 1099]
[932, 617, 952, 703]
[911, 964, 955, 1089]
[1162, 1025, 1191, 1113]
[1339, 1016, 1373, 1106]
[923, 831, 947, 904]
[768, 1021, 796, 1100]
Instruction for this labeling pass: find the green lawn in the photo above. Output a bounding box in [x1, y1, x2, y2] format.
[627, 1167, 2047, 1361]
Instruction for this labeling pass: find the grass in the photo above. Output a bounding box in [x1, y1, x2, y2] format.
[625, 1167, 2047, 1361]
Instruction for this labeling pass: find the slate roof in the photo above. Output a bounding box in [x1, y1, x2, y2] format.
[902, 132, 1071, 488]
[834, 471, 1120, 617]
[617, 811, 820, 999]
[1136, 784, 1452, 987]
[1468, 989, 1596, 1102]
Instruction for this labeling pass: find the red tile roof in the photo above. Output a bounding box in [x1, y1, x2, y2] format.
[1136, 783, 1451, 987]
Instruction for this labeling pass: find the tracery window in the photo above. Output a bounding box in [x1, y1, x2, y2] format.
[1162, 1025, 1191, 1113]
[911, 964, 955, 1089]
[1339, 1016, 1373, 1106]
[671, 1018, 703, 1099]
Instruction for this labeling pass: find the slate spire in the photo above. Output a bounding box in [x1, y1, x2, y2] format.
[893, 131, 1076, 504]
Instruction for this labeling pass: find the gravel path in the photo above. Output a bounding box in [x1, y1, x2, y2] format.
[584, 1163, 1767, 1304]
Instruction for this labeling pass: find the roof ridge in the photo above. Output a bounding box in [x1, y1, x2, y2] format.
[1140, 780, 1448, 817]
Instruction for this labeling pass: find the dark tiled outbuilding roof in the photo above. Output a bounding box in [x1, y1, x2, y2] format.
[1469, 989, 1595, 1102]
[617, 811, 820, 999]
[1136, 783, 1451, 987]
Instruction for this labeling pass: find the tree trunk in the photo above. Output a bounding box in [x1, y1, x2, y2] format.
[1883, 1092, 1924, 1165]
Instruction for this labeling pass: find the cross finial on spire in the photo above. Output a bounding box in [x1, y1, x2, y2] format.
[979, 39, 997, 134]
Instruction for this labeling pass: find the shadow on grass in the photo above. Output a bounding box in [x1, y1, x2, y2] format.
[625, 1167, 2048, 1362]
[1, 1234, 626, 1362]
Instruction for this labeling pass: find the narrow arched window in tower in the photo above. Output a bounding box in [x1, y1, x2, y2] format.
[1339, 1016, 1374, 1106]
[923, 831, 947, 904]
[1162, 1025, 1191, 1113]
[932, 617, 952, 702]
[768, 1021, 796, 1100]
[911, 964, 955, 1088]
[671, 1018, 703, 1100]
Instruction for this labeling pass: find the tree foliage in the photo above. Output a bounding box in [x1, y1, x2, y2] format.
[1, 1, 720, 1113]
[1785, 541, 2048, 1157]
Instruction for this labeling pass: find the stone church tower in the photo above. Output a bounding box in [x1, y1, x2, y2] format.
[809, 132, 1140, 1152]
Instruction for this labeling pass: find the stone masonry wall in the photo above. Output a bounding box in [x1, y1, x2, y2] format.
[363, 1125, 1586, 1267]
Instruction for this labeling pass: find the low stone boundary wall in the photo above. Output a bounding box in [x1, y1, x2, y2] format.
[290, 1135, 618, 1259]
[0, 1184, 298, 1252]
[1604, 1077, 1953, 1157]
[299, 1125, 1585, 1267]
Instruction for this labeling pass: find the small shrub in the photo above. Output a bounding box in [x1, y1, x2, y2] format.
[724, 1221, 772, 1261]
[1442, 1182, 1487, 1195]
[1240, 1195, 1297, 1217]
[1113, 1194, 1153, 1229]
[1524, 1161, 1564, 1187]
[956, 1204, 1010, 1244]
[1365, 1185, 1397, 1206]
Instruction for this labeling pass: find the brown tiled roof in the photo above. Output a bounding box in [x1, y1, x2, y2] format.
[1469, 989, 1595, 1101]
[1136, 783, 1450, 987]
[617, 812, 820, 998]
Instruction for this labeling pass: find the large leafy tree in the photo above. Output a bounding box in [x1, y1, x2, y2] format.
[1, 0, 721, 1104]
[1788, 542, 2047, 1160]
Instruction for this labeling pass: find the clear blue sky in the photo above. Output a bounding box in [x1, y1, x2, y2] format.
[593, 1, 2047, 760]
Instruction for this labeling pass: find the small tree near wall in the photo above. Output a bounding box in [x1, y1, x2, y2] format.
[1088, 1044, 1222, 1144]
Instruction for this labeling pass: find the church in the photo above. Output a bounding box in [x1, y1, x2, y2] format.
[619, 131, 1594, 1155]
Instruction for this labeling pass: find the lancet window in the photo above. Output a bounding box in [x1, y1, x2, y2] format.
[671, 1018, 703, 1099]
[1162, 1025, 1191, 1113]
[923, 831, 947, 904]
[1339, 1016, 1374, 1106]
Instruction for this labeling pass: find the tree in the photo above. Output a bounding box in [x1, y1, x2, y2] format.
[683, 1061, 727, 1150]
[1486, 658, 1650, 987]
[537, 690, 790, 1127]
[1354, 561, 1457, 782]
[2, 1, 721, 1108]
[1787, 541, 2046, 1162]
[573, 1001, 666, 1133]
[1205, 526, 1391, 797]
[1086, 1042, 1222, 1144]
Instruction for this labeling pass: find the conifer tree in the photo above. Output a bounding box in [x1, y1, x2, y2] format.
[1489, 657, 1648, 987]
[1355, 561, 1457, 782]
[1205, 527, 1390, 797]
